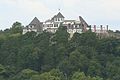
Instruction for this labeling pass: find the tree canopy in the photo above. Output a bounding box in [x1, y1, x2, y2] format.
[0, 23, 120, 80]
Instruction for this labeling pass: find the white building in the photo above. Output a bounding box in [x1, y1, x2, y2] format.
[43, 12, 65, 33]
[23, 12, 109, 35]
[43, 12, 88, 34]
[23, 17, 43, 34]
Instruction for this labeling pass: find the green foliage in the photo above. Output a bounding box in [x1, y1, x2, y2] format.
[31, 69, 65, 80]
[0, 64, 6, 75]
[71, 71, 87, 80]
[71, 71, 103, 80]
[12, 69, 38, 80]
[0, 23, 120, 80]
[10, 22, 23, 34]
[52, 26, 69, 45]
[80, 31, 98, 47]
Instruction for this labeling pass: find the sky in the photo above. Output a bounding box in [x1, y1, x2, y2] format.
[0, 0, 120, 30]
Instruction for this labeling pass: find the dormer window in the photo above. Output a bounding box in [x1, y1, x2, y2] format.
[54, 18, 57, 21]
[61, 18, 62, 21]
[52, 12, 65, 22]
[58, 18, 60, 21]
[30, 26, 32, 28]
[26, 26, 28, 28]
[30, 25, 34, 28]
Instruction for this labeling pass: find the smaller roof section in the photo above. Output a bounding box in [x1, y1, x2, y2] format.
[79, 16, 88, 27]
[29, 17, 41, 25]
[45, 19, 53, 23]
[52, 12, 65, 19]
[64, 20, 75, 22]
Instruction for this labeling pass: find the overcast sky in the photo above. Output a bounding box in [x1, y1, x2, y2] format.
[0, 0, 120, 30]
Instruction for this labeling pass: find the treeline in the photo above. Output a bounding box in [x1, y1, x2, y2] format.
[0, 22, 120, 80]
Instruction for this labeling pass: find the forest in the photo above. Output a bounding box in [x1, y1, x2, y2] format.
[0, 22, 120, 80]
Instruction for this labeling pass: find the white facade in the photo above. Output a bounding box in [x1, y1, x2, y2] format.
[43, 20, 82, 34]
[90, 25, 108, 34]
[43, 21, 61, 33]
[23, 25, 37, 34]
[23, 12, 90, 35]
[43, 12, 82, 34]
[23, 28, 37, 34]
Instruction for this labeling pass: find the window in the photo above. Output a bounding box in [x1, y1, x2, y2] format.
[54, 24, 58, 27]
[75, 25, 77, 28]
[26, 26, 28, 29]
[50, 24, 53, 27]
[54, 18, 57, 21]
[58, 18, 60, 21]
[77, 25, 79, 28]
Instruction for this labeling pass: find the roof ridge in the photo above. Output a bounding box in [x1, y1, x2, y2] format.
[52, 12, 65, 19]
[29, 17, 41, 25]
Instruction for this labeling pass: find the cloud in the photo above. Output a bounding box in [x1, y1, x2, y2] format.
[0, 0, 120, 30]
[1, 0, 52, 18]
[102, 0, 120, 18]
[0, 0, 51, 29]
[18, 0, 50, 14]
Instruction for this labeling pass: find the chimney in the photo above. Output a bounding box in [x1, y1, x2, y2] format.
[89, 25, 91, 31]
[94, 25, 96, 32]
[100, 25, 103, 33]
[106, 25, 109, 31]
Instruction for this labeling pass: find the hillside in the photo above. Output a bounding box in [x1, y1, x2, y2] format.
[0, 22, 120, 80]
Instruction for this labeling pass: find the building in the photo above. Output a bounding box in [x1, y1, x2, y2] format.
[43, 12, 65, 33]
[43, 12, 89, 34]
[23, 12, 108, 35]
[23, 17, 43, 34]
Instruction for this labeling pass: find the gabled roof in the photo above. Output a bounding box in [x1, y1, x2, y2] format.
[27, 17, 43, 32]
[79, 16, 88, 27]
[52, 12, 65, 19]
[57, 12, 65, 18]
[64, 20, 75, 22]
[29, 17, 41, 25]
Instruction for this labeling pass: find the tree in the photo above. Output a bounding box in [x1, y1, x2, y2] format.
[12, 69, 38, 80]
[106, 57, 120, 80]
[0, 64, 6, 75]
[10, 22, 23, 34]
[31, 69, 65, 80]
[52, 26, 69, 45]
[71, 71, 103, 80]
[71, 71, 87, 80]
[67, 33, 81, 53]
[87, 60, 102, 77]
[80, 31, 98, 47]
[0, 22, 119, 80]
